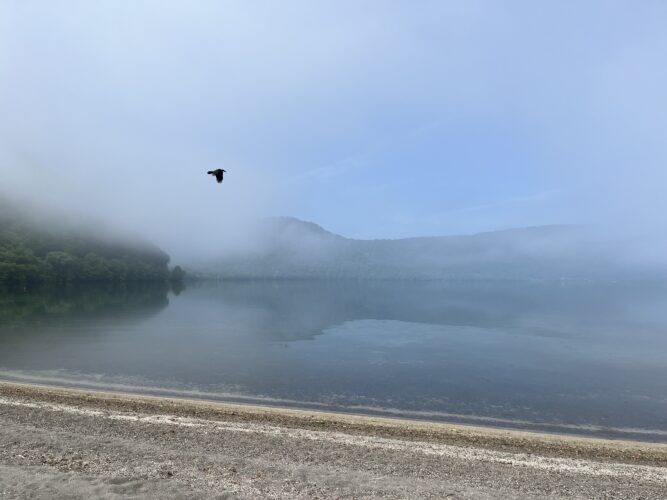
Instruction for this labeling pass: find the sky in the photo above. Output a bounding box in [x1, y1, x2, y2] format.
[1, 1, 666, 261]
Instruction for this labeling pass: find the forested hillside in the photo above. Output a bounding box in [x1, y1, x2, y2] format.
[207, 217, 663, 281]
[0, 204, 179, 287]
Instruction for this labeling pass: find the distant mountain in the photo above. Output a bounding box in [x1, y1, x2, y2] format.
[206, 217, 664, 281]
[0, 201, 180, 287]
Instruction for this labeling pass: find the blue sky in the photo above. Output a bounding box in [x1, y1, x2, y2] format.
[1, 1, 666, 256]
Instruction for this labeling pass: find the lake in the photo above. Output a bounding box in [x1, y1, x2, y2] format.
[1, 280, 667, 441]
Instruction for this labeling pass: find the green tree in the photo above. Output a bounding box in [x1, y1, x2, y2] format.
[170, 265, 186, 283]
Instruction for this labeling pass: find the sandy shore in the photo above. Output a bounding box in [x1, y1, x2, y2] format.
[0, 381, 666, 499]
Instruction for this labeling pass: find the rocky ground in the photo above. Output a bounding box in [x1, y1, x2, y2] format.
[0, 382, 666, 499]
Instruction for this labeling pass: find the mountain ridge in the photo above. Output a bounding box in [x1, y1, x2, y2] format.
[263, 216, 578, 243]
[204, 217, 649, 281]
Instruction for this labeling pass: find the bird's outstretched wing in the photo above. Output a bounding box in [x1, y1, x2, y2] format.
[207, 169, 225, 183]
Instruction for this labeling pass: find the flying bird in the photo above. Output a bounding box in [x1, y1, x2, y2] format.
[207, 169, 227, 183]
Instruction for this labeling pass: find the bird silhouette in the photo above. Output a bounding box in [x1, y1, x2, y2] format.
[207, 169, 226, 183]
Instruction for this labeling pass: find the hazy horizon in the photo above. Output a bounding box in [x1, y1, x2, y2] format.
[2, 1, 667, 264]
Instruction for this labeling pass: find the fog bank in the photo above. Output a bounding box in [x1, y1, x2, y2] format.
[1, 1, 666, 265]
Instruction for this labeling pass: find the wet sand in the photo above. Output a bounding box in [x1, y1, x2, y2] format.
[0, 381, 665, 499]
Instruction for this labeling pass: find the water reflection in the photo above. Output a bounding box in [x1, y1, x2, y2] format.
[184, 279, 667, 341]
[0, 283, 170, 328]
[1, 280, 667, 440]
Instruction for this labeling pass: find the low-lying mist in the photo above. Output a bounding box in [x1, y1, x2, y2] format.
[2, 1, 667, 275]
[2, 169, 667, 283]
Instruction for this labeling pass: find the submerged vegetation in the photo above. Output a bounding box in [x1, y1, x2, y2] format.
[0, 205, 183, 287]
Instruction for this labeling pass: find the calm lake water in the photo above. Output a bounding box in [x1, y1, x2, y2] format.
[1, 280, 667, 440]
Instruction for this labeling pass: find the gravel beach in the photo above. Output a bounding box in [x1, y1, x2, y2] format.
[0, 381, 665, 499]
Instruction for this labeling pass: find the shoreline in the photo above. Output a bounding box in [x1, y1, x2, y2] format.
[1, 380, 666, 498]
[1, 373, 665, 443]
[1, 380, 666, 466]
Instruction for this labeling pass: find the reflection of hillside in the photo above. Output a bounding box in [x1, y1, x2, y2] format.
[189, 280, 665, 342]
[0, 283, 170, 328]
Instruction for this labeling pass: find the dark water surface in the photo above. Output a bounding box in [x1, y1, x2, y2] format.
[1, 280, 667, 440]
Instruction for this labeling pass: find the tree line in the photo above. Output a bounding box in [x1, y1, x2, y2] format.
[0, 210, 184, 287]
